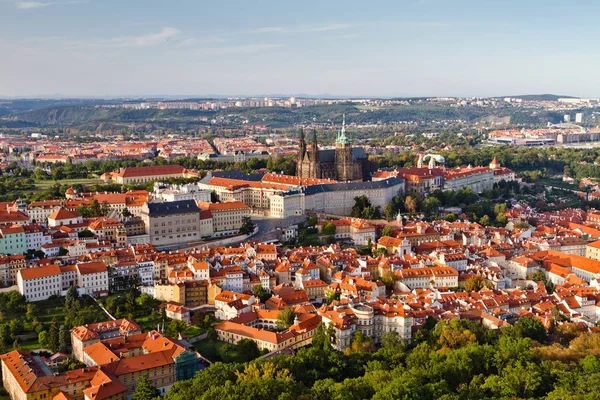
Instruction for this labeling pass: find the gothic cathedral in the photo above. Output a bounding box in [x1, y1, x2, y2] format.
[296, 115, 369, 182]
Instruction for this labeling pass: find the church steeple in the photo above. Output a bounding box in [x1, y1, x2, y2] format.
[336, 114, 351, 146]
[299, 128, 306, 157]
[311, 128, 319, 162]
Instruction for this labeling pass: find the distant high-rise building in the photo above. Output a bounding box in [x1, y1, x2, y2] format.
[576, 113, 583, 123]
[564, 114, 571, 122]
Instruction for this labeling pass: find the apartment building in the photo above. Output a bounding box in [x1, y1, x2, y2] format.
[71, 318, 142, 361]
[1, 350, 98, 400]
[270, 177, 404, 217]
[108, 165, 193, 185]
[88, 217, 127, 248]
[17, 264, 63, 301]
[25, 199, 62, 224]
[216, 312, 320, 352]
[76, 261, 109, 296]
[394, 266, 459, 289]
[23, 224, 52, 251]
[141, 200, 202, 246]
[0, 254, 26, 286]
[197, 200, 250, 236]
[47, 208, 83, 227]
[2, 327, 200, 400]
[153, 280, 209, 307]
[0, 225, 25, 255]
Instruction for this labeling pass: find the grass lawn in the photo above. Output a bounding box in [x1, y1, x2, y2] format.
[12, 338, 42, 352]
[135, 315, 160, 333]
[6, 295, 108, 353]
[355, 105, 385, 111]
[182, 326, 203, 337]
[35, 298, 68, 324]
[34, 178, 103, 190]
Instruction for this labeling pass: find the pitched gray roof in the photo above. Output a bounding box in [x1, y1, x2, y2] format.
[147, 200, 200, 216]
[303, 177, 403, 195]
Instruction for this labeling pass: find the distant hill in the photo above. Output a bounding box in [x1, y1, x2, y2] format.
[497, 94, 578, 101]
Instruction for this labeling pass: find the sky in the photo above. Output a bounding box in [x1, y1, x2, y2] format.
[1, 0, 600, 98]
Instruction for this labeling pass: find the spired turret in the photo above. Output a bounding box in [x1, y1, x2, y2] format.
[297, 128, 307, 178]
[299, 128, 306, 158]
[335, 114, 352, 146]
[335, 114, 354, 181]
[311, 128, 319, 162]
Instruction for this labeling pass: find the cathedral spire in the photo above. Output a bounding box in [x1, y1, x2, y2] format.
[336, 114, 351, 146]
[299, 128, 306, 156]
[311, 128, 319, 162]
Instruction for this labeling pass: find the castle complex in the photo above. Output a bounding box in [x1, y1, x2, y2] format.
[297, 116, 369, 182]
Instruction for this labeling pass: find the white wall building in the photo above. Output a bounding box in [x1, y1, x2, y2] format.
[17, 265, 63, 301]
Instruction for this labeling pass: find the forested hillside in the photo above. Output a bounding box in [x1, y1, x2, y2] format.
[164, 318, 600, 400]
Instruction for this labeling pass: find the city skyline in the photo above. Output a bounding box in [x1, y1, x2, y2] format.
[1, 0, 600, 98]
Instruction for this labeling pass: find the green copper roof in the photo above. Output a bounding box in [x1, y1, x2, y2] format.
[336, 114, 352, 146]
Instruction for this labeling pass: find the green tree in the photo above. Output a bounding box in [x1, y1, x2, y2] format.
[64, 285, 79, 309]
[325, 291, 341, 304]
[383, 204, 395, 221]
[444, 213, 458, 222]
[493, 203, 507, 216]
[166, 319, 187, 338]
[25, 303, 36, 321]
[239, 217, 256, 235]
[321, 222, 336, 235]
[89, 199, 102, 217]
[495, 213, 508, 226]
[58, 325, 69, 353]
[527, 269, 555, 293]
[421, 196, 441, 215]
[380, 225, 393, 238]
[252, 285, 271, 303]
[347, 331, 375, 354]
[479, 215, 491, 226]
[404, 196, 417, 214]
[276, 307, 295, 330]
[132, 374, 160, 400]
[482, 362, 542, 398]
[464, 275, 489, 292]
[48, 317, 60, 352]
[38, 330, 49, 348]
[9, 318, 24, 336]
[515, 317, 547, 343]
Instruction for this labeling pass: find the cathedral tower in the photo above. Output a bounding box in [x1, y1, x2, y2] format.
[310, 128, 320, 178]
[335, 114, 353, 181]
[297, 128, 306, 178]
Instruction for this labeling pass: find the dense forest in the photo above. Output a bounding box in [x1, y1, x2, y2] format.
[163, 318, 600, 400]
[1, 103, 568, 130]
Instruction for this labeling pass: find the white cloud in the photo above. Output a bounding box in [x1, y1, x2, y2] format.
[15, 0, 86, 9]
[17, 1, 50, 8]
[133, 27, 181, 47]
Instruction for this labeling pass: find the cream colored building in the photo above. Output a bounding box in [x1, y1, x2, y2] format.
[586, 240, 600, 261]
[270, 177, 403, 217]
[442, 167, 495, 194]
[197, 200, 251, 236]
[110, 164, 192, 185]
